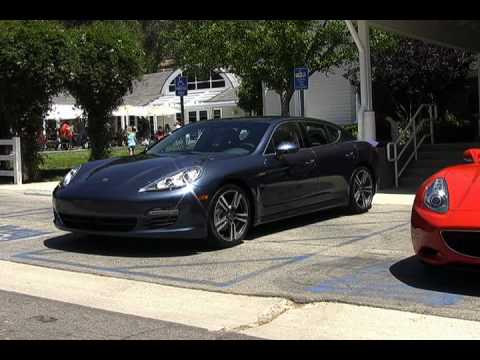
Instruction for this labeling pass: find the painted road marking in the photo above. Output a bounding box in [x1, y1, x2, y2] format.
[0, 225, 52, 242]
[307, 260, 463, 307]
[13, 249, 315, 288]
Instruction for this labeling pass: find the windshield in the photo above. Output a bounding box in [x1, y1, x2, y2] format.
[147, 121, 270, 156]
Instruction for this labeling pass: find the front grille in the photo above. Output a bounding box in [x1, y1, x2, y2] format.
[442, 231, 480, 257]
[59, 213, 137, 232]
[143, 215, 178, 229]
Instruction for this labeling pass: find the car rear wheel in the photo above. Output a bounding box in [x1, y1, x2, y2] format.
[207, 184, 251, 249]
[348, 167, 374, 213]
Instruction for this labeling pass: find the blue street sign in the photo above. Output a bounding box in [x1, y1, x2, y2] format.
[175, 76, 188, 96]
[294, 67, 309, 90]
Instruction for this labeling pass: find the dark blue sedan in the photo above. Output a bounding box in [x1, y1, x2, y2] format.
[53, 117, 378, 248]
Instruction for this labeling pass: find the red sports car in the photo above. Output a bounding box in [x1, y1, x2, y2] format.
[411, 148, 480, 266]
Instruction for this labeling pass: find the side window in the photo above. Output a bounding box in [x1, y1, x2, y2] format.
[266, 123, 302, 154]
[323, 124, 341, 143]
[303, 121, 341, 146]
[303, 122, 330, 147]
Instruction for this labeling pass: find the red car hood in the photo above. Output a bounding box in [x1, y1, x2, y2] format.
[442, 164, 480, 211]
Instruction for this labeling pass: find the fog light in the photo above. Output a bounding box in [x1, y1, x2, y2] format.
[148, 208, 179, 216]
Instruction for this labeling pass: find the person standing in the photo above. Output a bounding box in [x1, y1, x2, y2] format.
[155, 126, 165, 142]
[127, 126, 137, 156]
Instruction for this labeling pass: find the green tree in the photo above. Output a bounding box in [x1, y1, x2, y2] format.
[343, 30, 475, 121]
[237, 75, 263, 116]
[66, 21, 145, 160]
[0, 20, 73, 181]
[138, 20, 178, 73]
[172, 20, 351, 115]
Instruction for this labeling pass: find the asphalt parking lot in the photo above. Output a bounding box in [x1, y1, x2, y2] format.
[2, 189, 480, 322]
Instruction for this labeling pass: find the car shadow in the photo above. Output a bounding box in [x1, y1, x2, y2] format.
[44, 208, 351, 256]
[245, 207, 347, 240]
[390, 256, 480, 297]
[43, 233, 214, 258]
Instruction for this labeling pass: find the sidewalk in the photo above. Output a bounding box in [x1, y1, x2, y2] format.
[0, 181, 59, 197]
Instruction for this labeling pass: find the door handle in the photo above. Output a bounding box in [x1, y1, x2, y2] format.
[304, 159, 315, 166]
[345, 151, 355, 159]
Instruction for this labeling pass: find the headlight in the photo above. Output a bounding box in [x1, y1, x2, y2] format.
[424, 177, 449, 213]
[61, 166, 81, 187]
[139, 167, 203, 192]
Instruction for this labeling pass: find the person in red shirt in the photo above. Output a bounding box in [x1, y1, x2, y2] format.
[154, 126, 165, 142]
[59, 121, 74, 149]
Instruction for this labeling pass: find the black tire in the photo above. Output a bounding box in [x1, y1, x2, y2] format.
[348, 166, 374, 214]
[206, 184, 252, 249]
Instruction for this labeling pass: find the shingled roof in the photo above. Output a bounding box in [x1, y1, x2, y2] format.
[205, 87, 238, 103]
[51, 71, 174, 107]
[51, 93, 76, 105]
[123, 70, 174, 106]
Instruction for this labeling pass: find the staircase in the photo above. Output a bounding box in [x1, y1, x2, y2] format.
[399, 142, 478, 190]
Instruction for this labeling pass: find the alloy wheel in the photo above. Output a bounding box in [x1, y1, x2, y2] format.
[213, 189, 249, 242]
[352, 169, 374, 210]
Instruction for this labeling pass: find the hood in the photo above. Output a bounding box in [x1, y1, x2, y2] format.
[69, 152, 237, 195]
[443, 164, 480, 211]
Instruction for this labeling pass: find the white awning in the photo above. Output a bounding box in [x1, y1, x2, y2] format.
[112, 104, 180, 117]
[368, 20, 480, 53]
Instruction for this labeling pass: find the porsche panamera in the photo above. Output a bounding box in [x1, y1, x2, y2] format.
[53, 117, 378, 248]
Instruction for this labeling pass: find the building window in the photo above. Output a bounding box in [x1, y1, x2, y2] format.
[188, 111, 197, 123]
[199, 110, 208, 121]
[168, 71, 226, 93]
[213, 109, 222, 119]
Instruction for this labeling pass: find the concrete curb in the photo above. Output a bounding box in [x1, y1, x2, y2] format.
[1, 260, 479, 339]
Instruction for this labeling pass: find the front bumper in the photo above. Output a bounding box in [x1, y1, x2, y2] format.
[53, 186, 209, 239]
[411, 205, 480, 266]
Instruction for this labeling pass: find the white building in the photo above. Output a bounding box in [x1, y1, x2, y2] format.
[46, 69, 247, 139]
[262, 67, 358, 126]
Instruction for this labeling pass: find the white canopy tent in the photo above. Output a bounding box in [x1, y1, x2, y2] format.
[46, 104, 83, 121]
[346, 20, 480, 141]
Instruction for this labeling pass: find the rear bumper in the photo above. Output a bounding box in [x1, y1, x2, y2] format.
[53, 186, 209, 239]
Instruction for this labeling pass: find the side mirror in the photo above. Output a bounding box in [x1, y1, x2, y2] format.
[276, 141, 299, 158]
[463, 148, 480, 163]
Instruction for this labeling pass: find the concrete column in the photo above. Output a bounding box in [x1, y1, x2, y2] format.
[357, 20, 376, 142]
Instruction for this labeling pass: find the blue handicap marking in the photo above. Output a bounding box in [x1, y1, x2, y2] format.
[0, 225, 51, 242]
[306, 261, 462, 307]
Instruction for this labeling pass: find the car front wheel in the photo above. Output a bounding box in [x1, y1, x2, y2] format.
[207, 184, 251, 249]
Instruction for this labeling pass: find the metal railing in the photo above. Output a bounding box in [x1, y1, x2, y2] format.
[386, 104, 437, 188]
[0, 137, 22, 184]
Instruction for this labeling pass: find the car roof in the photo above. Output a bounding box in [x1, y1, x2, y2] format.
[197, 116, 331, 126]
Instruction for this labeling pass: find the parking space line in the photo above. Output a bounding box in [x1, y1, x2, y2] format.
[0, 225, 53, 242]
[0, 207, 52, 217]
[334, 222, 409, 248]
[306, 260, 463, 307]
[12, 249, 316, 288]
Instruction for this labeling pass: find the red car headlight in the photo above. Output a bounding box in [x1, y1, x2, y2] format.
[424, 177, 449, 213]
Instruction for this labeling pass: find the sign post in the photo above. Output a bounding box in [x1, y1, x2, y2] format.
[294, 67, 309, 117]
[175, 76, 188, 124]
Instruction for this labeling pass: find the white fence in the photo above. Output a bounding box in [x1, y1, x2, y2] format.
[0, 137, 22, 184]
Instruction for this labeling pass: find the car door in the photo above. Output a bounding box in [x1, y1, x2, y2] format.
[259, 121, 317, 219]
[301, 120, 358, 206]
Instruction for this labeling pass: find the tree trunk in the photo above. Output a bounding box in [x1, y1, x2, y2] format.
[88, 111, 111, 161]
[280, 89, 294, 116]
